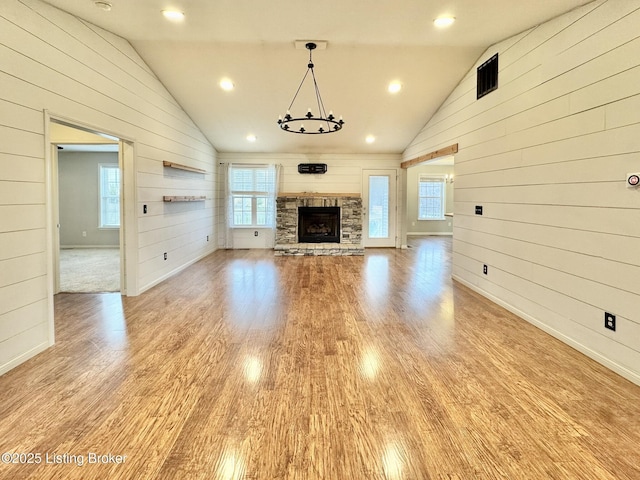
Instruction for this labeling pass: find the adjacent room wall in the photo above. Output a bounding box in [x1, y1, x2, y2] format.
[403, 0, 640, 384]
[406, 164, 454, 236]
[218, 153, 402, 248]
[58, 151, 119, 247]
[0, 0, 216, 374]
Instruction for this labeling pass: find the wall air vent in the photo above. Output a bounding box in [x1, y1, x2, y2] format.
[477, 53, 498, 99]
[298, 163, 327, 174]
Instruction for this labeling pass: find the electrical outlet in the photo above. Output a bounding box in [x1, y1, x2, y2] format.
[475, 205, 483, 215]
[163, 252, 167, 261]
[143, 204, 148, 214]
[82, 231, 87, 237]
[483, 264, 488, 275]
[206, 235, 209, 242]
[604, 312, 616, 331]
[254, 231, 259, 236]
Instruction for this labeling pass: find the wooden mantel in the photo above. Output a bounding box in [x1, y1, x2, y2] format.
[400, 143, 458, 169]
[278, 192, 361, 198]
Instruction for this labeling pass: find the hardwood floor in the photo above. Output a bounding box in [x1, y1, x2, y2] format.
[1, 237, 639, 479]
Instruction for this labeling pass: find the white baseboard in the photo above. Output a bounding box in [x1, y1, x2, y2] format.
[452, 274, 640, 387]
[0, 340, 52, 377]
[407, 232, 453, 236]
[138, 247, 217, 295]
[60, 245, 119, 249]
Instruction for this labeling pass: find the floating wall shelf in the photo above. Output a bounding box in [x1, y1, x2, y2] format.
[162, 161, 206, 174]
[163, 196, 207, 202]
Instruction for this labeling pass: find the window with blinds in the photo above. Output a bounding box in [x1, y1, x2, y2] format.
[99, 164, 120, 228]
[229, 165, 277, 227]
[418, 174, 446, 220]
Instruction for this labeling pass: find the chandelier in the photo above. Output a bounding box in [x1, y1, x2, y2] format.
[277, 42, 344, 134]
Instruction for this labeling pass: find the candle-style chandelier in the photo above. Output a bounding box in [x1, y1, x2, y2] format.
[277, 42, 344, 135]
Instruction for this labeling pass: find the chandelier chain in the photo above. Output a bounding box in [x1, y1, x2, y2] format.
[286, 68, 311, 113]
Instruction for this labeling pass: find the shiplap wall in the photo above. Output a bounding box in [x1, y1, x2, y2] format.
[0, 0, 216, 374]
[403, 0, 640, 384]
[218, 153, 402, 248]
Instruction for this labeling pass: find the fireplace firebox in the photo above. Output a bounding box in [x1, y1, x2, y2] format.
[298, 207, 340, 243]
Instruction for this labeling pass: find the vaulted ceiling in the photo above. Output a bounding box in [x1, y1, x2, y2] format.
[43, 0, 593, 154]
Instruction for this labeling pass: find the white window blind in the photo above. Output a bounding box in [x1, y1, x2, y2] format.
[418, 174, 446, 220]
[99, 164, 120, 228]
[229, 165, 277, 227]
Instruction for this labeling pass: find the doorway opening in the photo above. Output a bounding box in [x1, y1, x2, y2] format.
[49, 119, 132, 295]
[405, 155, 454, 242]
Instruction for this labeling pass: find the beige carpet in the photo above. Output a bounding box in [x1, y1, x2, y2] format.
[60, 248, 120, 293]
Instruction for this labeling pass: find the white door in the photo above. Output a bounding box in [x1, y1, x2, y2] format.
[362, 169, 397, 247]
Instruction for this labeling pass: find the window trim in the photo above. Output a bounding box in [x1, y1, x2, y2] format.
[417, 174, 446, 221]
[228, 165, 276, 228]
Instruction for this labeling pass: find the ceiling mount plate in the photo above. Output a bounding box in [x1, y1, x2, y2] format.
[295, 40, 327, 50]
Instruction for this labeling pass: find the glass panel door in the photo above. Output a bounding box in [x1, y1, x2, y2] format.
[368, 176, 389, 238]
[363, 170, 397, 247]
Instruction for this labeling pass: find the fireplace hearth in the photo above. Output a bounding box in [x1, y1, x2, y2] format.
[298, 207, 340, 243]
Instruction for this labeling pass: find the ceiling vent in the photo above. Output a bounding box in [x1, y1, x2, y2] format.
[477, 53, 498, 99]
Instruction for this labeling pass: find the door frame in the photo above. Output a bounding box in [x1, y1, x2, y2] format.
[45, 112, 139, 301]
[50, 144, 61, 294]
[362, 169, 399, 248]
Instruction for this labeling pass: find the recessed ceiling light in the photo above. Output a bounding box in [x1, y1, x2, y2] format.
[162, 10, 185, 21]
[366, 135, 376, 144]
[219, 79, 234, 91]
[94, 1, 112, 11]
[246, 134, 257, 143]
[434, 16, 455, 28]
[388, 82, 402, 94]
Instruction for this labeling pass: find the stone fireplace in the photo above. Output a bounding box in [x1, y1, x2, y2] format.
[275, 193, 364, 256]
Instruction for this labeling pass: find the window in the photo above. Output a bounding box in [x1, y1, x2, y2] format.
[229, 165, 276, 227]
[99, 164, 120, 228]
[418, 174, 446, 220]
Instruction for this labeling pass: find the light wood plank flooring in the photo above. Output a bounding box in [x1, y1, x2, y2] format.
[1, 237, 639, 479]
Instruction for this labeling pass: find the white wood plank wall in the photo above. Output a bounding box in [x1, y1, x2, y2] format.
[0, 0, 217, 374]
[403, 0, 640, 384]
[220, 153, 401, 194]
[217, 153, 402, 248]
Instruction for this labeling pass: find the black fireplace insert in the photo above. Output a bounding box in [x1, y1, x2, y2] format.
[298, 207, 340, 243]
